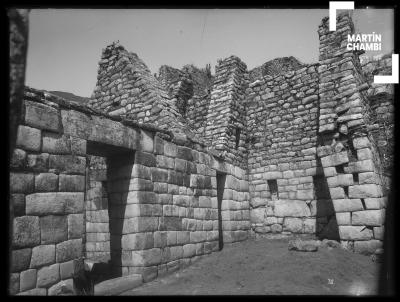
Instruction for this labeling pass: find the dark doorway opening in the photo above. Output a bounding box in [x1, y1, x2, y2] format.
[216, 172, 226, 251]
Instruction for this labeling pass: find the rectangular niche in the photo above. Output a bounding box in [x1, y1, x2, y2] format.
[267, 179, 279, 200]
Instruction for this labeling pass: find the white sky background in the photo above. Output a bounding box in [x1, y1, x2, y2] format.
[25, 8, 394, 97]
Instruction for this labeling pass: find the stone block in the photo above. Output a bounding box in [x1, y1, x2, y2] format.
[357, 148, 372, 160]
[326, 174, 353, 187]
[49, 155, 86, 174]
[17, 287, 47, 295]
[35, 173, 58, 192]
[16, 125, 41, 151]
[283, 218, 303, 233]
[37, 263, 60, 288]
[20, 269, 37, 292]
[164, 142, 177, 157]
[250, 197, 268, 208]
[354, 240, 383, 255]
[303, 218, 316, 233]
[352, 210, 385, 226]
[48, 279, 75, 295]
[11, 148, 27, 169]
[42, 133, 71, 154]
[24, 100, 61, 132]
[56, 239, 82, 262]
[11, 194, 25, 216]
[135, 151, 156, 167]
[26, 192, 84, 216]
[30, 244, 56, 268]
[13, 216, 40, 248]
[11, 248, 32, 272]
[329, 187, 346, 199]
[121, 233, 154, 250]
[332, 199, 363, 212]
[250, 208, 265, 223]
[67, 214, 84, 239]
[121, 248, 161, 266]
[177, 146, 193, 161]
[264, 171, 282, 180]
[9, 273, 19, 295]
[274, 200, 311, 217]
[352, 137, 370, 149]
[336, 212, 351, 225]
[139, 130, 154, 153]
[59, 175, 85, 192]
[339, 226, 373, 241]
[296, 189, 314, 200]
[60, 259, 82, 280]
[40, 215, 68, 244]
[320, 151, 348, 167]
[373, 226, 384, 240]
[10, 173, 34, 193]
[26, 153, 49, 172]
[288, 239, 318, 252]
[348, 184, 383, 198]
[358, 172, 377, 185]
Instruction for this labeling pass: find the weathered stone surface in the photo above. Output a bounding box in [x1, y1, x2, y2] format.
[16, 125, 41, 151]
[11, 248, 32, 272]
[9, 273, 20, 295]
[352, 210, 384, 226]
[26, 153, 49, 172]
[56, 239, 82, 262]
[67, 214, 84, 239]
[250, 207, 266, 223]
[11, 148, 27, 169]
[59, 175, 85, 192]
[26, 192, 84, 216]
[11, 193, 25, 216]
[35, 173, 58, 192]
[40, 215, 68, 244]
[336, 212, 351, 225]
[13, 216, 40, 248]
[339, 226, 373, 240]
[37, 263, 60, 288]
[354, 240, 383, 255]
[20, 269, 37, 292]
[332, 199, 363, 212]
[274, 200, 310, 217]
[48, 279, 75, 295]
[121, 233, 154, 250]
[10, 173, 34, 193]
[25, 100, 60, 132]
[348, 184, 382, 198]
[60, 259, 82, 279]
[42, 133, 71, 154]
[121, 248, 161, 266]
[288, 239, 318, 252]
[320, 151, 349, 167]
[30, 245, 56, 268]
[17, 288, 47, 295]
[283, 218, 303, 233]
[49, 155, 86, 174]
[373, 226, 384, 240]
[303, 218, 316, 233]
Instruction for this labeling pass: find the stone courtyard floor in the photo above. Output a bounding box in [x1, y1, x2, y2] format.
[120, 237, 381, 296]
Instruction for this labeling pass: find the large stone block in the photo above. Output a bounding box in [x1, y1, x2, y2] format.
[250, 197, 268, 208]
[35, 173, 58, 192]
[326, 174, 353, 187]
[354, 240, 383, 255]
[26, 153, 49, 172]
[37, 263, 60, 288]
[250, 207, 266, 223]
[48, 279, 75, 295]
[348, 184, 383, 198]
[40, 215, 68, 244]
[20, 269, 37, 292]
[135, 151, 156, 167]
[332, 199, 363, 212]
[283, 218, 303, 233]
[296, 189, 314, 200]
[139, 130, 154, 153]
[11, 194, 26, 217]
[320, 151, 348, 167]
[11, 248, 32, 272]
[373, 226, 384, 240]
[24, 100, 61, 132]
[352, 137, 370, 149]
[121, 248, 161, 266]
[352, 210, 385, 226]
[339, 226, 373, 240]
[303, 218, 316, 233]
[49, 155, 86, 175]
[60, 259, 82, 280]
[336, 212, 351, 225]
[30, 244, 56, 268]
[42, 133, 71, 154]
[26, 192, 84, 216]
[274, 200, 311, 217]
[121, 233, 154, 250]
[13, 216, 40, 248]
[59, 175, 85, 192]
[16, 125, 41, 151]
[10, 173, 34, 193]
[67, 214, 84, 239]
[264, 171, 282, 180]
[329, 187, 346, 199]
[56, 239, 82, 262]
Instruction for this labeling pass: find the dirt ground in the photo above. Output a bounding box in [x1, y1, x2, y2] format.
[121, 237, 381, 296]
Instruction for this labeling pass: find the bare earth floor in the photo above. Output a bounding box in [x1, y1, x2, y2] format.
[120, 237, 381, 296]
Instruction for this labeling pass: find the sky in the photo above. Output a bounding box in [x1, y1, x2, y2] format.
[25, 8, 394, 97]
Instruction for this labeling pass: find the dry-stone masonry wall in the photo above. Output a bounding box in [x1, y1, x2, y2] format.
[10, 12, 393, 296]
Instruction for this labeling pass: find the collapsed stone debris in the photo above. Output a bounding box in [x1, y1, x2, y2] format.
[9, 12, 393, 295]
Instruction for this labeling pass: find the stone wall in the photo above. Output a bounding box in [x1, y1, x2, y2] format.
[10, 87, 249, 295]
[246, 64, 325, 237]
[316, 13, 386, 254]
